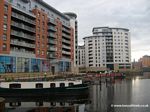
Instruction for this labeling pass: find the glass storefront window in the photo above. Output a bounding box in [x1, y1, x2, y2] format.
[0, 56, 16, 73]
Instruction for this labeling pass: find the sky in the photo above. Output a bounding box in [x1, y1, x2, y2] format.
[43, 0, 150, 61]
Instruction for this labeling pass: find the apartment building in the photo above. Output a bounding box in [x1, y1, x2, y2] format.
[79, 27, 131, 72]
[64, 12, 78, 73]
[139, 55, 150, 68]
[0, 0, 76, 74]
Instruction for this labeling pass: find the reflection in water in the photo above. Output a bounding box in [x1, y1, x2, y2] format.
[4, 96, 90, 112]
[86, 78, 150, 112]
[1, 77, 150, 112]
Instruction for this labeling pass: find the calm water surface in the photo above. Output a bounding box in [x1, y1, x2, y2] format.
[3, 76, 150, 112]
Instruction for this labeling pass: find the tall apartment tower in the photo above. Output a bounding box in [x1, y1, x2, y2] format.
[64, 12, 78, 73]
[82, 27, 131, 71]
[0, 0, 75, 74]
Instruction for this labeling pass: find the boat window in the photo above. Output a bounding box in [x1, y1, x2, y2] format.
[50, 83, 56, 88]
[9, 84, 21, 89]
[60, 102, 65, 106]
[69, 83, 74, 86]
[9, 102, 21, 107]
[36, 83, 43, 88]
[36, 102, 43, 106]
[60, 83, 65, 87]
[51, 102, 56, 106]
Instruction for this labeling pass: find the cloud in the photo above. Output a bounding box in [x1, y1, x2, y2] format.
[43, 0, 150, 61]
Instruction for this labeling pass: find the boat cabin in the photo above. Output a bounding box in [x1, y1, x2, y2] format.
[0, 80, 82, 89]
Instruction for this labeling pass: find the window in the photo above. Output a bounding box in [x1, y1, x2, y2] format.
[50, 83, 56, 88]
[17, 3, 21, 8]
[3, 24, 7, 30]
[3, 34, 7, 41]
[9, 84, 21, 88]
[4, 5, 8, 13]
[37, 50, 40, 55]
[69, 83, 74, 86]
[42, 44, 44, 48]
[23, 6, 26, 11]
[4, 15, 7, 23]
[60, 83, 65, 87]
[51, 102, 56, 106]
[36, 102, 43, 106]
[37, 27, 40, 32]
[37, 12, 40, 17]
[41, 50, 44, 55]
[35, 5, 38, 8]
[36, 83, 43, 88]
[2, 43, 7, 51]
[37, 42, 40, 48]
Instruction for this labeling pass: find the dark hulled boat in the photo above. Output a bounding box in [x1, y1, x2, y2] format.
[0, 80, 89, 97]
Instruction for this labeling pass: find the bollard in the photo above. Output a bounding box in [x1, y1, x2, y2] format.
[0, 97, 5, 112]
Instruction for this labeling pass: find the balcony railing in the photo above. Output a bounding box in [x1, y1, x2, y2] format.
[48, 18, 56, 25]
[11, 30, 35, 40]
[62, 51, 71, 55]
[48, 47, 56, 51]
[62, 28, 70, 34]
[48, 40, 56, 44]
[48, 33, 55, 38]
[48, 26, 56, 32]
[62, 45, 71, 50]
[11, 40, 35, 48]
[62, 39, 70, 44]
[62, 33, 70, 39]
[12, 12, 36, 25]
[47, 53, 56, 58]
[11, 21, 36, 33]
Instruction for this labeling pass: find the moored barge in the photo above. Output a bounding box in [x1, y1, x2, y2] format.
[0, 80, 89, 97]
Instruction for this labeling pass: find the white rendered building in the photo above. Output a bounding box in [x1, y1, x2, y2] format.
[82, 27, 131, 71]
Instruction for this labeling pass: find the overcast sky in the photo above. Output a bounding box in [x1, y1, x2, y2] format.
[43, 0, 150, 61]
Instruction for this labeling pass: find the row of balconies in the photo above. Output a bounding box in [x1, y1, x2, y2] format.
[62, 28, 70, 34]
[48, 40, 56, 44]
[47, 53, 56, 58]
[62, 50, 71, 55]
[11, 21, 36, 33]
[10, 40, 35, 48]
[62, 39, 70, 44]
[48, 33, 55, 38]
[47, 47, 56, 51]
[62, 45, 71, 50]
[11, 12, 36, 25]
[62, 33, 70, 39]
[48, 26, 57, 32]
[48, 18, 56, 25]
[11, 30, 35, 41]
[11, 48, 34, 54]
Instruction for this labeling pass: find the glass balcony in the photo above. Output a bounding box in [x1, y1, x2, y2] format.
[11, 12, 36, 25]
[11, 21, 36, 33]
[10, 40, 35, 48]
[48, 26, 57, 32]
[62, 33, 70, 39]
[11, 30, 35, 40]
[62, 45, 71, 50]
[62, 51, 71, 55]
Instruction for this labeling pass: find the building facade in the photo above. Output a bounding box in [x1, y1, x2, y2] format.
[79, 27, 131, 72]
[78, 45, 85, 67]
[64, 12, 78, 73]
[139, 55, 150, 68]
[0, 0, 76, 74]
